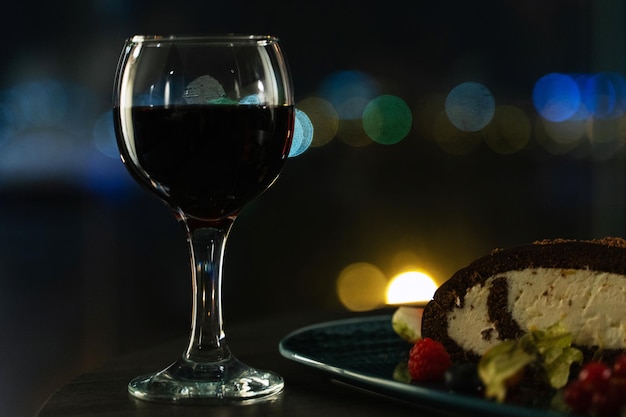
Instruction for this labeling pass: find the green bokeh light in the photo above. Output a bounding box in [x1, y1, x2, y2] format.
[362, 95, 412, 145]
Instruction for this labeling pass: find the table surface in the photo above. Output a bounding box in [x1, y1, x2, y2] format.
[37, 311, 460, 417]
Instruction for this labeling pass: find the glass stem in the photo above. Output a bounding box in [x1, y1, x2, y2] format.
[182, 218, 235, 365]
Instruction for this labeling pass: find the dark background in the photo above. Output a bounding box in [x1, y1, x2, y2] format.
[1, 1, 625, 416]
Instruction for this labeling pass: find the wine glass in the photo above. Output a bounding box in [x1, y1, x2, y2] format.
[112, 35, 294, 403]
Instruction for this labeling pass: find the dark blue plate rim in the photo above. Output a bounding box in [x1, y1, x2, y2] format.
[279, 315, 567, 417]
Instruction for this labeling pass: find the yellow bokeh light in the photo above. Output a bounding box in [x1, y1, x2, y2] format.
[386, 271, 438, 305]
[542, 117, 586, 147]
[296, 97, 339, 147]
[482, 105, 531, 154]
[336, 118, 373, 147]
[535, 117, 582, 155]
[336, 262, 387, 311]
[587, 115, 624, 145]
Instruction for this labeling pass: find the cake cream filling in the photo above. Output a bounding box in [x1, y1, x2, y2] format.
[447, 268, 626, 355]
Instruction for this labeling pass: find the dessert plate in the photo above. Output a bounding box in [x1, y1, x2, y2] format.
[279, 315, 567, 417]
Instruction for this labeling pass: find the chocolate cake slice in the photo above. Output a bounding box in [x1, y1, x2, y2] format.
[421, 238, 626, 363]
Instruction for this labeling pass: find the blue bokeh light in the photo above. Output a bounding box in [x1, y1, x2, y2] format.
[0, 102, 15, 146]
[0, 78, 135, 195]
[318, 70, 378, 120]
[92, 110, 119, 159]
[445, 82, 495, 131]
[532, 73, 580, 122]
[606, 71, 626, 113]
[579, 72, 624, 118]
[7, 80, 69, 128]
[289, 109, 314, 157]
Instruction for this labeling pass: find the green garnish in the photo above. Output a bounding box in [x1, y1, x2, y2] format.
[478, 340, 535, 402]
[526, 322, 584, 389]
[478, 322, 583, 403]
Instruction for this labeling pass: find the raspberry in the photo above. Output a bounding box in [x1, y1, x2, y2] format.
[563, 380, 592, 414]
[613, 354, 626, 378]
[578, 361, 612, 390]
[565, 360, 626, 416]
[408, 338, 451, 382]
[593, 378, 626, 417]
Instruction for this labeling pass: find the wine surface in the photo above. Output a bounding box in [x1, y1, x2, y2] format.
[114, 104, 294, 220]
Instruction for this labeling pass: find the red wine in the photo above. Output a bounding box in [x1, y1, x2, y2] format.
[114, 104, 294, 220]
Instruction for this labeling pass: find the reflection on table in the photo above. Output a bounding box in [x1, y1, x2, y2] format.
[37, 311, 460, 417]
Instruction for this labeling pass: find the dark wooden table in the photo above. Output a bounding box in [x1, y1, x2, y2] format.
[37, 312, 460, 417]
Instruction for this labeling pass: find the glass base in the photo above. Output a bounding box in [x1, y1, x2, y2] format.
[128, 356, 284, 404]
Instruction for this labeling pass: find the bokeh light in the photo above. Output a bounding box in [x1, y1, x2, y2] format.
[319, 70, 379, 147]
[0, 79, 122, 189]
[336, 262, 387, 312]
[606, 72, 626, 114]
[535, 117, 580, 155]
[7, 80, 69, 128]
[532, 73, 580, 122]
[482, 105, 531, 154]
[531, 71, 626, 156]
[538, 116, 586, 152]
[93, 110, 119, 159]
[319, 70, 378, 120]
[336, 117, 373, 147]
[445, 82, 495, 132]
[578, 72, 626, 119]
[288, 109, 314, 157]
[296, 97, 338, 147]
[386, 271, 438, 305]
[587, 115, 626, 151]
[362, 95, 412, 145]
[0, 102, 14, 146]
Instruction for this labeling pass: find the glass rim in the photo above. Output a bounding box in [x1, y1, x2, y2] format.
[127, 34, 280, 46]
